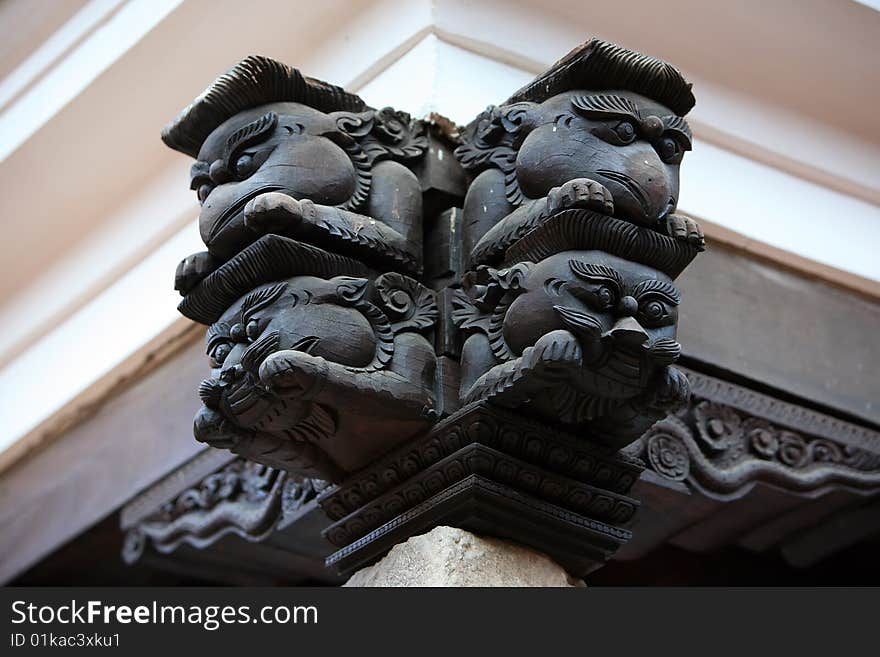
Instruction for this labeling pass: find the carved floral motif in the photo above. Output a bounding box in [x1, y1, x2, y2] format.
[122, 459, 327, 563]
[640, 382, 880, 500]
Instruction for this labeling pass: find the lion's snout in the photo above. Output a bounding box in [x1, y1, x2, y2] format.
[193, 405, 236, 448]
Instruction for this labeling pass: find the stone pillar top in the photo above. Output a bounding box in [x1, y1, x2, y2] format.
[345, 526, 584, 587]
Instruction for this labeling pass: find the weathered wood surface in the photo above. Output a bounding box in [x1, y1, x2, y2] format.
[6, 238, 880, 582]
[0, 336, 206, 583]
[678, 241, 880, 426]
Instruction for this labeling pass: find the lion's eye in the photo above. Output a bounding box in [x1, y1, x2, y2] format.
[645, 301, 664, 318]
[596, 286, 616, 308]
[570, 283, 618, 310]
[234, 153, 257, 178]
[638, 298, 673, 326]
[590, 121, 639, 147]
[614, 121, 637, 143]
[657, 136, 683, 164]
[211, 342, 231, 367]
[245, 318, 261, 341]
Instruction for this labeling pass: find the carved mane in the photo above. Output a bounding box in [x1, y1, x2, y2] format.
[506, 37, 695, 116]
[162, 55, 367, 157]
[501, 209, 699, 279]
[179, 235, 369, 324]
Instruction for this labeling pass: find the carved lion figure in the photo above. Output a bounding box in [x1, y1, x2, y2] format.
[455, 38, 705, 268]
[193, 271, 438, 481]
[163, 56, 428, 294]
[454, 249, 689, 448]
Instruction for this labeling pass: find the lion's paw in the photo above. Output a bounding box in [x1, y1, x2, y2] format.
[547, 178, 614, 215]
[666, 213, 705, 250]
[174, 251, 216, 294]
[259, 349, 327, 400]
[649, 366, 690, 411]
[244, 192, 305, 234]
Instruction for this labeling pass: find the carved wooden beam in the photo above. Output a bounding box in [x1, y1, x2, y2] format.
[318, 402, 643, 576]
[121, 450, 328, 565]
[637, 367, 880, 500]
[119, 366, 880, 576]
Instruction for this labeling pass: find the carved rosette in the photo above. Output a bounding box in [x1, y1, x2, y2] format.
[645, 430, 690, 481]
[636, 370, 880, 500]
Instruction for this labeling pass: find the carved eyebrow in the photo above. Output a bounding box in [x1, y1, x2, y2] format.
[224, 110, 278, 162]
[569, 260, 624, 293]
[240, 282, 288, 323]
[661, 115, 693, 150]
[571, 94, 642, 123]
[631, 279, 682, 305]
[240, 330, 281, 373]
[189, 160, 210, 190]
[206, 321, 231, 353]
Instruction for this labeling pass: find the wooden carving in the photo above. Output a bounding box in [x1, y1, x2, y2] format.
[193, 267, 438, 480]
[453, 246, 690, 448]
[318, 402, 644, 576]
[165, 55, 428, 294]
[637, 368, 880, 499]
[454, 38, 704, 267]
[451, 38, 702, 449]
[164, 38, 707, 569]
[122, 456, 328, 564]
[165, 57, 439, 483]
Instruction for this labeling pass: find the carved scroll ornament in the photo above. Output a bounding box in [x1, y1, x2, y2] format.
[637, 370, 880, 500]
[122, 457, 328, 564]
